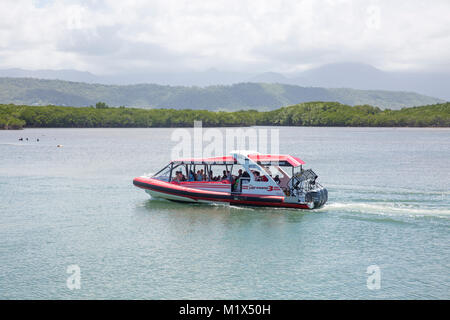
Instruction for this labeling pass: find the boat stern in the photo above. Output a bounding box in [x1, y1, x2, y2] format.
[306, 186, 328, 209]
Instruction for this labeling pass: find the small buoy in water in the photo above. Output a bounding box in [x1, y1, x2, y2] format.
[57, 144, 63, 148]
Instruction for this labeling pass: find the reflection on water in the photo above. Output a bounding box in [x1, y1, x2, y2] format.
[135, 198, 309, 228]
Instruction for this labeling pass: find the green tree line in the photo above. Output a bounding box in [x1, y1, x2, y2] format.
[1, 101, 449, 130]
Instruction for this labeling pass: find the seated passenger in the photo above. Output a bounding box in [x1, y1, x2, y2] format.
[196, 170, 202, 181]
[173, 171, 183, 183]
[200, 169, 206, 181]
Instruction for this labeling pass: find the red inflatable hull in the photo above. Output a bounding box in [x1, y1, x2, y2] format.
[133, 177, 311, 209]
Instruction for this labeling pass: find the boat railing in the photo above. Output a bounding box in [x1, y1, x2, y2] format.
[288, 169, 323, 194]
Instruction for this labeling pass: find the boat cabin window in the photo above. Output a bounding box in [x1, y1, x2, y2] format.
[154, 164, 190, 183]
[264, 166, 288, 179]
[258, 165, 292, 189]
[207, 165, 232, 182]
[172, 165, 188, 182]
[228, 164, 244, 179]
[228, 164, 248, 192]
[166, 163, 235, 183]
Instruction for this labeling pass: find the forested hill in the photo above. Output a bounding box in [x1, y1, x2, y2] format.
[1, 102, 449, 129]
[0, 77, 443, 111]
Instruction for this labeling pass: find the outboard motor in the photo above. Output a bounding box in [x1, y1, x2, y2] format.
[306, 187, 328, 208]
[288, 169, 328, 208]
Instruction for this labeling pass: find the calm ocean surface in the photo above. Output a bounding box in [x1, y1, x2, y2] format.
[0, 127, 449, 299]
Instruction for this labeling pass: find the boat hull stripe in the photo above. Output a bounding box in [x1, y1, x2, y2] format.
[133, 178, 310, 208]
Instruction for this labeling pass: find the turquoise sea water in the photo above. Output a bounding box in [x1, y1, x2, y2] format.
[0, 127, 449, 299]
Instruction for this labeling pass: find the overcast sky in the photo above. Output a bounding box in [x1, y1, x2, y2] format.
[0, 0, 449, 75]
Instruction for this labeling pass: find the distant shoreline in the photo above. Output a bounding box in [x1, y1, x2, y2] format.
[5, 126, 450, 131]
[1, 101, 449, 129]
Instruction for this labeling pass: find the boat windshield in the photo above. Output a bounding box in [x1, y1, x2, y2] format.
[152, 164, 172, 181]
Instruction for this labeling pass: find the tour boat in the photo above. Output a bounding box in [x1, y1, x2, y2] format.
[133, 151, 328, 209]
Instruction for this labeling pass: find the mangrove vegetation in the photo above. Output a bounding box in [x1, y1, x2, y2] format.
[1, 101, 449, 130]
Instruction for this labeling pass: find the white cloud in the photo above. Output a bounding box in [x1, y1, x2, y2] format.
[0, 0, 449, 73]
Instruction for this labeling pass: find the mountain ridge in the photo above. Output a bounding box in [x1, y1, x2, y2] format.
[0, 77, 444, 111]
[1, 62, 449, 100]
